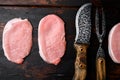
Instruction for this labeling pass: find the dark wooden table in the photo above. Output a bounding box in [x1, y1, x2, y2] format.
[0, 0, 120, 80]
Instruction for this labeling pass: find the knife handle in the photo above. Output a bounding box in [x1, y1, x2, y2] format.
[73, 43, 88, 80]
[96, 46, 106, 80]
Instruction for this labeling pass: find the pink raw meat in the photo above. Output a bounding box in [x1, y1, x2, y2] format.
[2, 18, 32, 64]
[38, 14, 66, 65]
[109, 23, 120, 63]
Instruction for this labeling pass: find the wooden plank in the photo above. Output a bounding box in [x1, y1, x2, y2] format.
[0, 0, 120, 7]
[88, 7, 120, 80]
[0, 6, 120, 80]
[0, 7, 77, 80]
[0, 0, 90, 6]
[104, 7, 120, 80]
[92, 0, 120, 8]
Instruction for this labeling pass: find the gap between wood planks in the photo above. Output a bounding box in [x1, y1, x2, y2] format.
[0, 5, 80, 9]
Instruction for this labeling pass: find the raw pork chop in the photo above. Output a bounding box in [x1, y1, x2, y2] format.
[109, 23, 120, 63]
[38, 14, 66, 65]
[2, 18, 32, 64]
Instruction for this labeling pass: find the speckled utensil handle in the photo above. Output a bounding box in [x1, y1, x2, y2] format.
[96, 45, 106, 80]
[73, 43, 88, 80]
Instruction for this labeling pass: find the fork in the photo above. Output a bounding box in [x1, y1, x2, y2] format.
[95, 8, 106, 80]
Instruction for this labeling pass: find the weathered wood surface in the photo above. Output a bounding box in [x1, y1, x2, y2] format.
[0, 7, 77, 80]
[0, 0, 120, 80]
[0, 0, 90, 7]
[104, 7, 120, 80]
[0, 0, 120, 8]
[89, 6, 120, 80]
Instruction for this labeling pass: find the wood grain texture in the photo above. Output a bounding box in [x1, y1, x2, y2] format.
[103, 7, 120, 80]
[0, 0, 120, 8]
[73, 43, 88, 80]
[96, 58, 106, 80]
[0, 0, 90, 6]
[88, 6, 120, 80]
[0, 7, 77, 80]
[0, 0, 120, 80]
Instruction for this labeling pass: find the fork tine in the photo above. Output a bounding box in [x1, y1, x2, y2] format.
[95, 8, 100, 37]
[95, 8, 106, 42]
[102, 8, 106, 37]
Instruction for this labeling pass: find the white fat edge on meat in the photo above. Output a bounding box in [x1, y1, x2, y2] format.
[2, 18, 22, 60]
[108, 23, 120, 63]
[38, 16, 48, 62]
[38, 14, 61, 63]
[3, 18, 28, 32]
[2, 18, 29, 62]
[38, 14, 65, 64]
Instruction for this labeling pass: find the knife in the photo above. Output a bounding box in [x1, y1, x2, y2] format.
[73, 3, 92, 80]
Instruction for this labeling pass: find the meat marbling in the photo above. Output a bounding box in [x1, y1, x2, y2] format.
[2, 18, 32, 64]
[109, 23, 120, 63]
[38, 14, 66, 65]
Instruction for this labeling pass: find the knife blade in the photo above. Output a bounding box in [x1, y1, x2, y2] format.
[73, 3, 92, 80]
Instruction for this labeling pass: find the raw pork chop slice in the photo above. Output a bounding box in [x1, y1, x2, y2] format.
[38, 14, 66, 65]
[2, 18, 32, 64]
[109, 23, 120, 63]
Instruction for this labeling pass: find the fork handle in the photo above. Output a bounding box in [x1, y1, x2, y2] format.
[96, 46, 106, 80]
[73, 43, 88, 80]
[96, 57, 106, 80]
